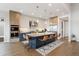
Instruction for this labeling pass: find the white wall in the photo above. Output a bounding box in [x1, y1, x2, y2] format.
[20, 15, 47, 32]
[71, 4, 79, 41]
[0, 11, 10, 42]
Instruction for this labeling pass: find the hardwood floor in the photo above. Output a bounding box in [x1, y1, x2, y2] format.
[0, 39, 79, 56]
[48, 40, 79, 56]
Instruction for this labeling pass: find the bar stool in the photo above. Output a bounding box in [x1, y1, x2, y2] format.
[43, 35, 49, 41]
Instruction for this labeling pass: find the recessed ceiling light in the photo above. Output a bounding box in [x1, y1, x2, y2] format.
[19, 10, 23, 13]
[32, 13, 34, 15]
[48, 3, 52, 6]
[36, 20, 39, 23]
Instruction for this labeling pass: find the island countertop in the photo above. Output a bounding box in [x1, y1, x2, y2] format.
[27, 32, 56, 37]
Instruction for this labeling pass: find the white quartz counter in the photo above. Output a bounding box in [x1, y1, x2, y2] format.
[27, 32, 56, 37]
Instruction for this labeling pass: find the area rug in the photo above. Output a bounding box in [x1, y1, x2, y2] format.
[36, 40, 64, 56]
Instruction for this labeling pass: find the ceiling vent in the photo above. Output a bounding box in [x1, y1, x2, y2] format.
[36, 6, 39, 8]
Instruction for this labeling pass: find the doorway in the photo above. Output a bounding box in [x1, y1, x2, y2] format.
[60, 17, 69, 39]
[63, 20, 68, 38]
[0, 20, 4, 42]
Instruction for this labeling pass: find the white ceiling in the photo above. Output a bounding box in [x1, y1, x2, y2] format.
[0, 3, 70, 19]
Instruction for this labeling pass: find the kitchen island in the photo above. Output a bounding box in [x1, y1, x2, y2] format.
[27, 32, 57, 48]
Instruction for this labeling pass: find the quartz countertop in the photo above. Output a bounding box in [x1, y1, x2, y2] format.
[27, 32, 56, 37]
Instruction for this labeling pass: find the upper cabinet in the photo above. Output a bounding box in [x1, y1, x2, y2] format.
[9, 10, 21, 25]
[48, 16, 62, 35]
[49, 16, 58, 25]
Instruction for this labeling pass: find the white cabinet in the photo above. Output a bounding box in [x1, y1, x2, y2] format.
[0, 22, 4, 37]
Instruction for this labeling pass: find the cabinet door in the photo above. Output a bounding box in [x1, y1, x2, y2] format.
[10, 11, 21, 25]
[49, 16, 58, 25]
[0, 22, 4, 37]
